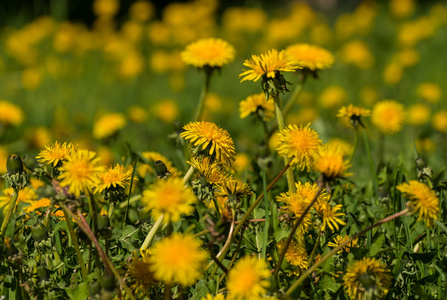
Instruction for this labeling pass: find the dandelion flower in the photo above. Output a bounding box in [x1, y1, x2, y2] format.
[201, 294, 225, 300]
[127, 250, 157, 296]
[214, 177, 253, 204]
[239, 49, 301, 82]
[23, 198, 51, 214]
[397, 180, 439, 226]
[319, 85, 347, 109]
[138, 151, 182, 178]
[277, 240, 308, 270]
[239, 93, 275, 122]
[188, 156, 229, 186]
[277, 124, 322, 171]
[0, 187, 38, 213]
[315, 202, 346, 232]
[417, 82, 441, 103]
[371, 100, 405, 135]
[58, 150, 104, 196]
[432, 110, 447, 133]
[226, 256, 271, 300]
[141, 177, 197, 223]
[37, 142, 76, 167]
[181, 38, 235, 69]
[328, 235, 358, 254]
[149, 234, 208, 286]
[343, 258, 392, 299]
[93, 113, 127, 140]
[313, 144, 352, 179]
[286, 43, 334, 71]
[407, 103, 430, 126]
[337, 104, 371, 128]
[96, 164, 134, 193]
[0, 100, 24, 126]
[180, 121, 236, 167]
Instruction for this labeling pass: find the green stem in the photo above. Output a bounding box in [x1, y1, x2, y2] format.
[141, 214, 164, 250]
[348, 127, 359, 164]
[194, 68, 212, 122]
[183, 165, 195, 186]
[61, 206, 88, 281]
[119, 194, 141, 208]
[0, 188, 19, 236]
[43, 198, 55, 229]
[285, 208, 410, 296]
[308, 227, 321, 266]
[273, 183, 323, 277]
[282, 76, 306, 118]
[262, 170, 269, 259]
[274, 96, 296, 194]
[124, 156, 139, 227]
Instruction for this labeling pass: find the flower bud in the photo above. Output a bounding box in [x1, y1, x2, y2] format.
[100, 273, 116, 291]
[31, 222, 48, 242]
[6, 154, 23, 175]
[155, 160, 171, 178]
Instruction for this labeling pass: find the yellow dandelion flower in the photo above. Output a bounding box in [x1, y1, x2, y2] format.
[234, 153, 251, 174]
[397, 180, 439, 226]
[93, 113, 127, 140]
[214, 178, 253, 204]
[0, 187, 38, 213]
[37, 141, 76, 167]
[96, 164, 134, 193]
[128, 105, 147, 123]
[141, 177, 197, 223]
[327, 138, 353, 156]
[23, 198, 51, 214]
[337, 104, 370, 128]
[93, 0, 119, 18]
[201, 294, 225, 300]
[417, 82, 441, 103]
[129, 0, 154, 22]
[226, 256, 271, 300]
[415, 138, 436, 154]
[153, 99, 179, 123]
[188, 157, 229, 186]
[180, 121, 236, 167]
[181, 38, 235, 69]
[313, 144, 352, 179]
[239, 93, 275, 122]
[432, 110, 447, 133]
[0, 100, 24, 126]
[339, 40, 374, 69]
[138, 151, 182, 178]
[390, 0, 415, 19]
[277, 240, 308, 270]
[383, 62, 403, 85]
[149, 234, 208, 286]
[315, 202, 346, 232]
[127, 250, 156, 296]
[407, 103, 430, 126]
[328, 235, 358, 254]
[371, 100, 405, 135]
[319, 85, 347, 109]
[396, 48, 420, 67]
[239, 49, 301, 82]
[58, 150, 104, 196]
[343, 258, 392, 300]
[286, 43, 334, 71]
[276, 123, 322, 171]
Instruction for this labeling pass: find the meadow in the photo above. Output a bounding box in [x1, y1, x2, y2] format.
[1, 0, 447, 299]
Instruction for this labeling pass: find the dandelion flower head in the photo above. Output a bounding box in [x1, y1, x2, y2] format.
[337, 104, 371, 128]
[127, 250, 156, 296]
[37, 141, 76, 167]
[397, 180, 439, 226]
[0, 187, 38, 213]
[58, 150, 104, 196]
[313, 144, 352, 179]
[96, 164, 134, 193]
[432, 110, 447, 133]
[226, 255, 271, 300]
[138, 151, 182, 178]
[371, 100, 405, 135]
[214, 177, 253, 204]
[0, 100, 24, 126]
[417, 82, 441, 103]
[407, 103, 430, 126]
[277, 239, 308, 270]
[315, 201, 346, 232]
[188, 156, 229, 186]
[181, 38, 235, 68]
[181, 121, 236, 167]
[328, 235, 358, 254]
[286, 43, 334, 71]
[239, 49, 301, 82]
[141, 177, 197, 223]
[149, 234, 208, 286]
[93, 113, 127, 140]
[343, 258, 392, 299]
[276, 123, 322, 171]
[239, 93, 275, 122]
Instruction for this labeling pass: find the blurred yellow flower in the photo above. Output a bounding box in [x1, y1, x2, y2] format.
[23, 198, 51, 214]
[396, 48, 420, 67]
[234, 152, 251, 174]
[389, 0, 415, 18]
[327, 138, 353, 156]
[397, 180, 439, 226]
[181, 38, 235, 68]
[93, 113, 127, 140]
[22, 67, 42, 90]
[239, 93, 275, 122]
[138, 151, 182, 178]
[287, 107, 318, 125]
[286, 43, 334, 71]
[153, 99, 179, 123]
[58, 150, 104, 196]
[415, 138, 436, 154]
[239, 49, 301, 82]
[417, 82, 441, 103]
[118, 51, 145, 79]
[127, 250, 156, 297]
[359, 86, 379, 106]
[432, 110, 447, 133]
[226, 256, 271, 300]
[129, 1, 154, 22]
[222, 7, 267, 34]
[337, 104, 370, 128]
[26, 126, 52, 149]
[383, 62, 403, 85]
[149, 234, 207, 286]
[407, 103, 430, 126]
[181, 121, 236, 167]
[141, 177, 197, 223]
[277, 239, 308, 270]
[0, 146, 8, 174]
[343, 258, 392, 299]
[277, 124, 322, 171]
[93, 0, 119, 19]
[0, 187, 38, 213]
[313, 144, 352, 180]
[128, 105, 147, 123]
[319, 85, 347, 109]
[371, 100, 405, 135]
[0, 100, 24, 126]
[339, 40, 374, 69]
